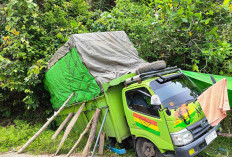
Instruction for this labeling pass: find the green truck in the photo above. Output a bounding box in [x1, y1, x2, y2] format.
[44, 31, 221, 157]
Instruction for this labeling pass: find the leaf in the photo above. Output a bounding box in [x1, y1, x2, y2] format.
[219, 70, 224, 75]
[161, 13, 164, 19]
[223, 0, 230, 6]
[210, 26, 218, 34]
[24, 89, 31, 94]
[56, 33, 63, 39]
[28, 4, 34, 9]
[177, 7, 184, 15]
[181, 18, 188, 23]
[189, 32, 192, 37]
[206, 10, 214, 15]
[229, 62, 232, 72]
[12, 29, 20, 35]
[12, 28, 16, 34]
[193, 64, 199, 72]
[34, 65, 39, 75]
[195, 12, 202, 19]
[3, 36, 10, 41]
[229, 4, 232, 12]
[5, 25, 12, 31]
[12, 17, 20, 22]
[205, 18, 211, 24]
[187, 0, 192, 4]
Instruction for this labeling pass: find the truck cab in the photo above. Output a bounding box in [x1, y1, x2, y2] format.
[122, 67, 221, 157]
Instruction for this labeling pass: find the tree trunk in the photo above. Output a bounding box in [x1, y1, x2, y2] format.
[82, 108, 101, 157]
[18, 93, 74, 154]
[51, 113, 73, 140]
[55, 103, 85, 156]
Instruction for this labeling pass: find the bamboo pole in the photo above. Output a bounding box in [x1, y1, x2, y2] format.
[65, 111, 96, 157]
[82, 108, 101, 157]
[51, 113, 73, 140]
[55, 103, 85, 156]
[17, 93, 74, 154]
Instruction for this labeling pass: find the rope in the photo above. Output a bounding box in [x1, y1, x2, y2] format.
[56, 106, 108, 118]
[69, 49, 99, 98]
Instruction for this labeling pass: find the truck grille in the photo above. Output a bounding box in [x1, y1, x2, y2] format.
[187, 117, 211, 140]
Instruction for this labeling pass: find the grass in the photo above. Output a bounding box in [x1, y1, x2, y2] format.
[0, 120, 231, 157]
[0, 120, 88, 155]
[197, 137, 231, 157]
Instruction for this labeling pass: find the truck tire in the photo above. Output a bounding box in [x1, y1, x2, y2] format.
[136, 138, 163, 157]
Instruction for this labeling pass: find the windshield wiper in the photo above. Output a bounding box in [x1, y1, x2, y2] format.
[184, 97, 197, 105]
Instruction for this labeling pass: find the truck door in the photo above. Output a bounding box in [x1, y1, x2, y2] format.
[122, 87, 173, 152]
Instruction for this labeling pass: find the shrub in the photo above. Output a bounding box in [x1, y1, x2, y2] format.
[0, 0, 91, 119]
[92, 0, 232, 74]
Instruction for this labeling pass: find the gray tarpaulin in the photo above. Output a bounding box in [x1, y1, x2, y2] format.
[47, 31, 146, 85]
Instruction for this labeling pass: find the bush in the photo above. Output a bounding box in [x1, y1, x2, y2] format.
[0, 0, 92, 119]
[93, 0, 232, 74]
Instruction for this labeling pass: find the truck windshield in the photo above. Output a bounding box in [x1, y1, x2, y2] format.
[149, 75, 202, 109]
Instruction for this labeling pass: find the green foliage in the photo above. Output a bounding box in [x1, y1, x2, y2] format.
[92, 0, 232, 74]
[152, 0, 232, 74]
[0, 0, 92, 119]
[197, 136, 232, 157]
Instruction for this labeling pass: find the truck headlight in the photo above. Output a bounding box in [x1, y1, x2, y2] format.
[170, 129, 193, 146]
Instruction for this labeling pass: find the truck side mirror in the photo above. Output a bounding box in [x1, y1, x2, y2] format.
[151, 95, 161, 106]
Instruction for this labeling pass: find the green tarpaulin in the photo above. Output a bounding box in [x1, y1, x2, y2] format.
[44, 48, 100, 109]
[183, 70, 232, 107]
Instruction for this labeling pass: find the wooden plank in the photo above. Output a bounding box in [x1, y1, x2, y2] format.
[17, 93, 74, 154]
[98, 131, 105, 155]
[52, 113, 73, 140]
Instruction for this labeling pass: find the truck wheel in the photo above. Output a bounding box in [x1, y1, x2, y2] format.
[136, 138, 163, 157]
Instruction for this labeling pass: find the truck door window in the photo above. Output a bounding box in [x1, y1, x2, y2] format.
[126, 87, 159, 118]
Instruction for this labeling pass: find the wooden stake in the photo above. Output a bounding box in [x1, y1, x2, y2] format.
[82, 108, 101, 157]
[98, 132, 105, 155]
[91, 108, 108, 157]
[51, 113, 73, 140]
[17, 93, 74, 154]
[65, 111, 96, 157]
[55, 103, 85, 156]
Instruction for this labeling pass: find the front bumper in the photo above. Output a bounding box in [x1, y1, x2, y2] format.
[174, 124, 220, 157]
